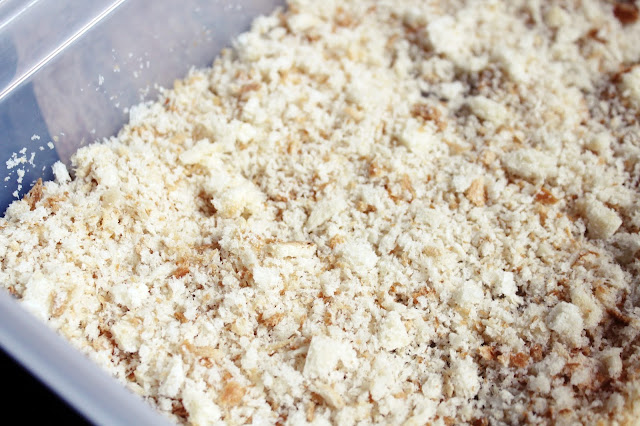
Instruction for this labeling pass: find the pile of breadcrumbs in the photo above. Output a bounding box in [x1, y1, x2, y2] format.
[2, 0, 640, 424]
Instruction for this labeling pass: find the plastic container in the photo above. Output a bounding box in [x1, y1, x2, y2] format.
[0, 0, 283, 423]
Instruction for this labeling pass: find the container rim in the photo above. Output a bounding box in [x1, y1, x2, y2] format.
[0, 0, 127, 103]
[0, 290, 171, 425]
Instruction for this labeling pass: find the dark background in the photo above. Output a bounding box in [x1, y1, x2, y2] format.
[1, 348, 88, 424]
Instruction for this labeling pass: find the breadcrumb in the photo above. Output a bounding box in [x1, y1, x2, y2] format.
[2, 1, 640, 425]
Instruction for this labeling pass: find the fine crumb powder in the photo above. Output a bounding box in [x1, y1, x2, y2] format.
[2, 0, 640, 424]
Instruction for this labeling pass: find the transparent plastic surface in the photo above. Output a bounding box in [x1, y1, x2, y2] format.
[1, 0, 284, 212]
[0, 0, 283, 423]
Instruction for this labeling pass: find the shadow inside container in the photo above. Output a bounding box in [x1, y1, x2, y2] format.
[0, 35, 58, 215]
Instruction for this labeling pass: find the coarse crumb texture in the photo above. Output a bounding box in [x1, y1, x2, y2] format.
[2, 0, 640, 424]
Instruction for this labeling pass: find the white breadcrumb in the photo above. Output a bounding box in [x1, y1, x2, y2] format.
[2, 0, 640, 425]
[578, 196, 623, 240]
[51, 161, 71, 184]
[547, 302, 585, 347]
[621, 66, 640, 104]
